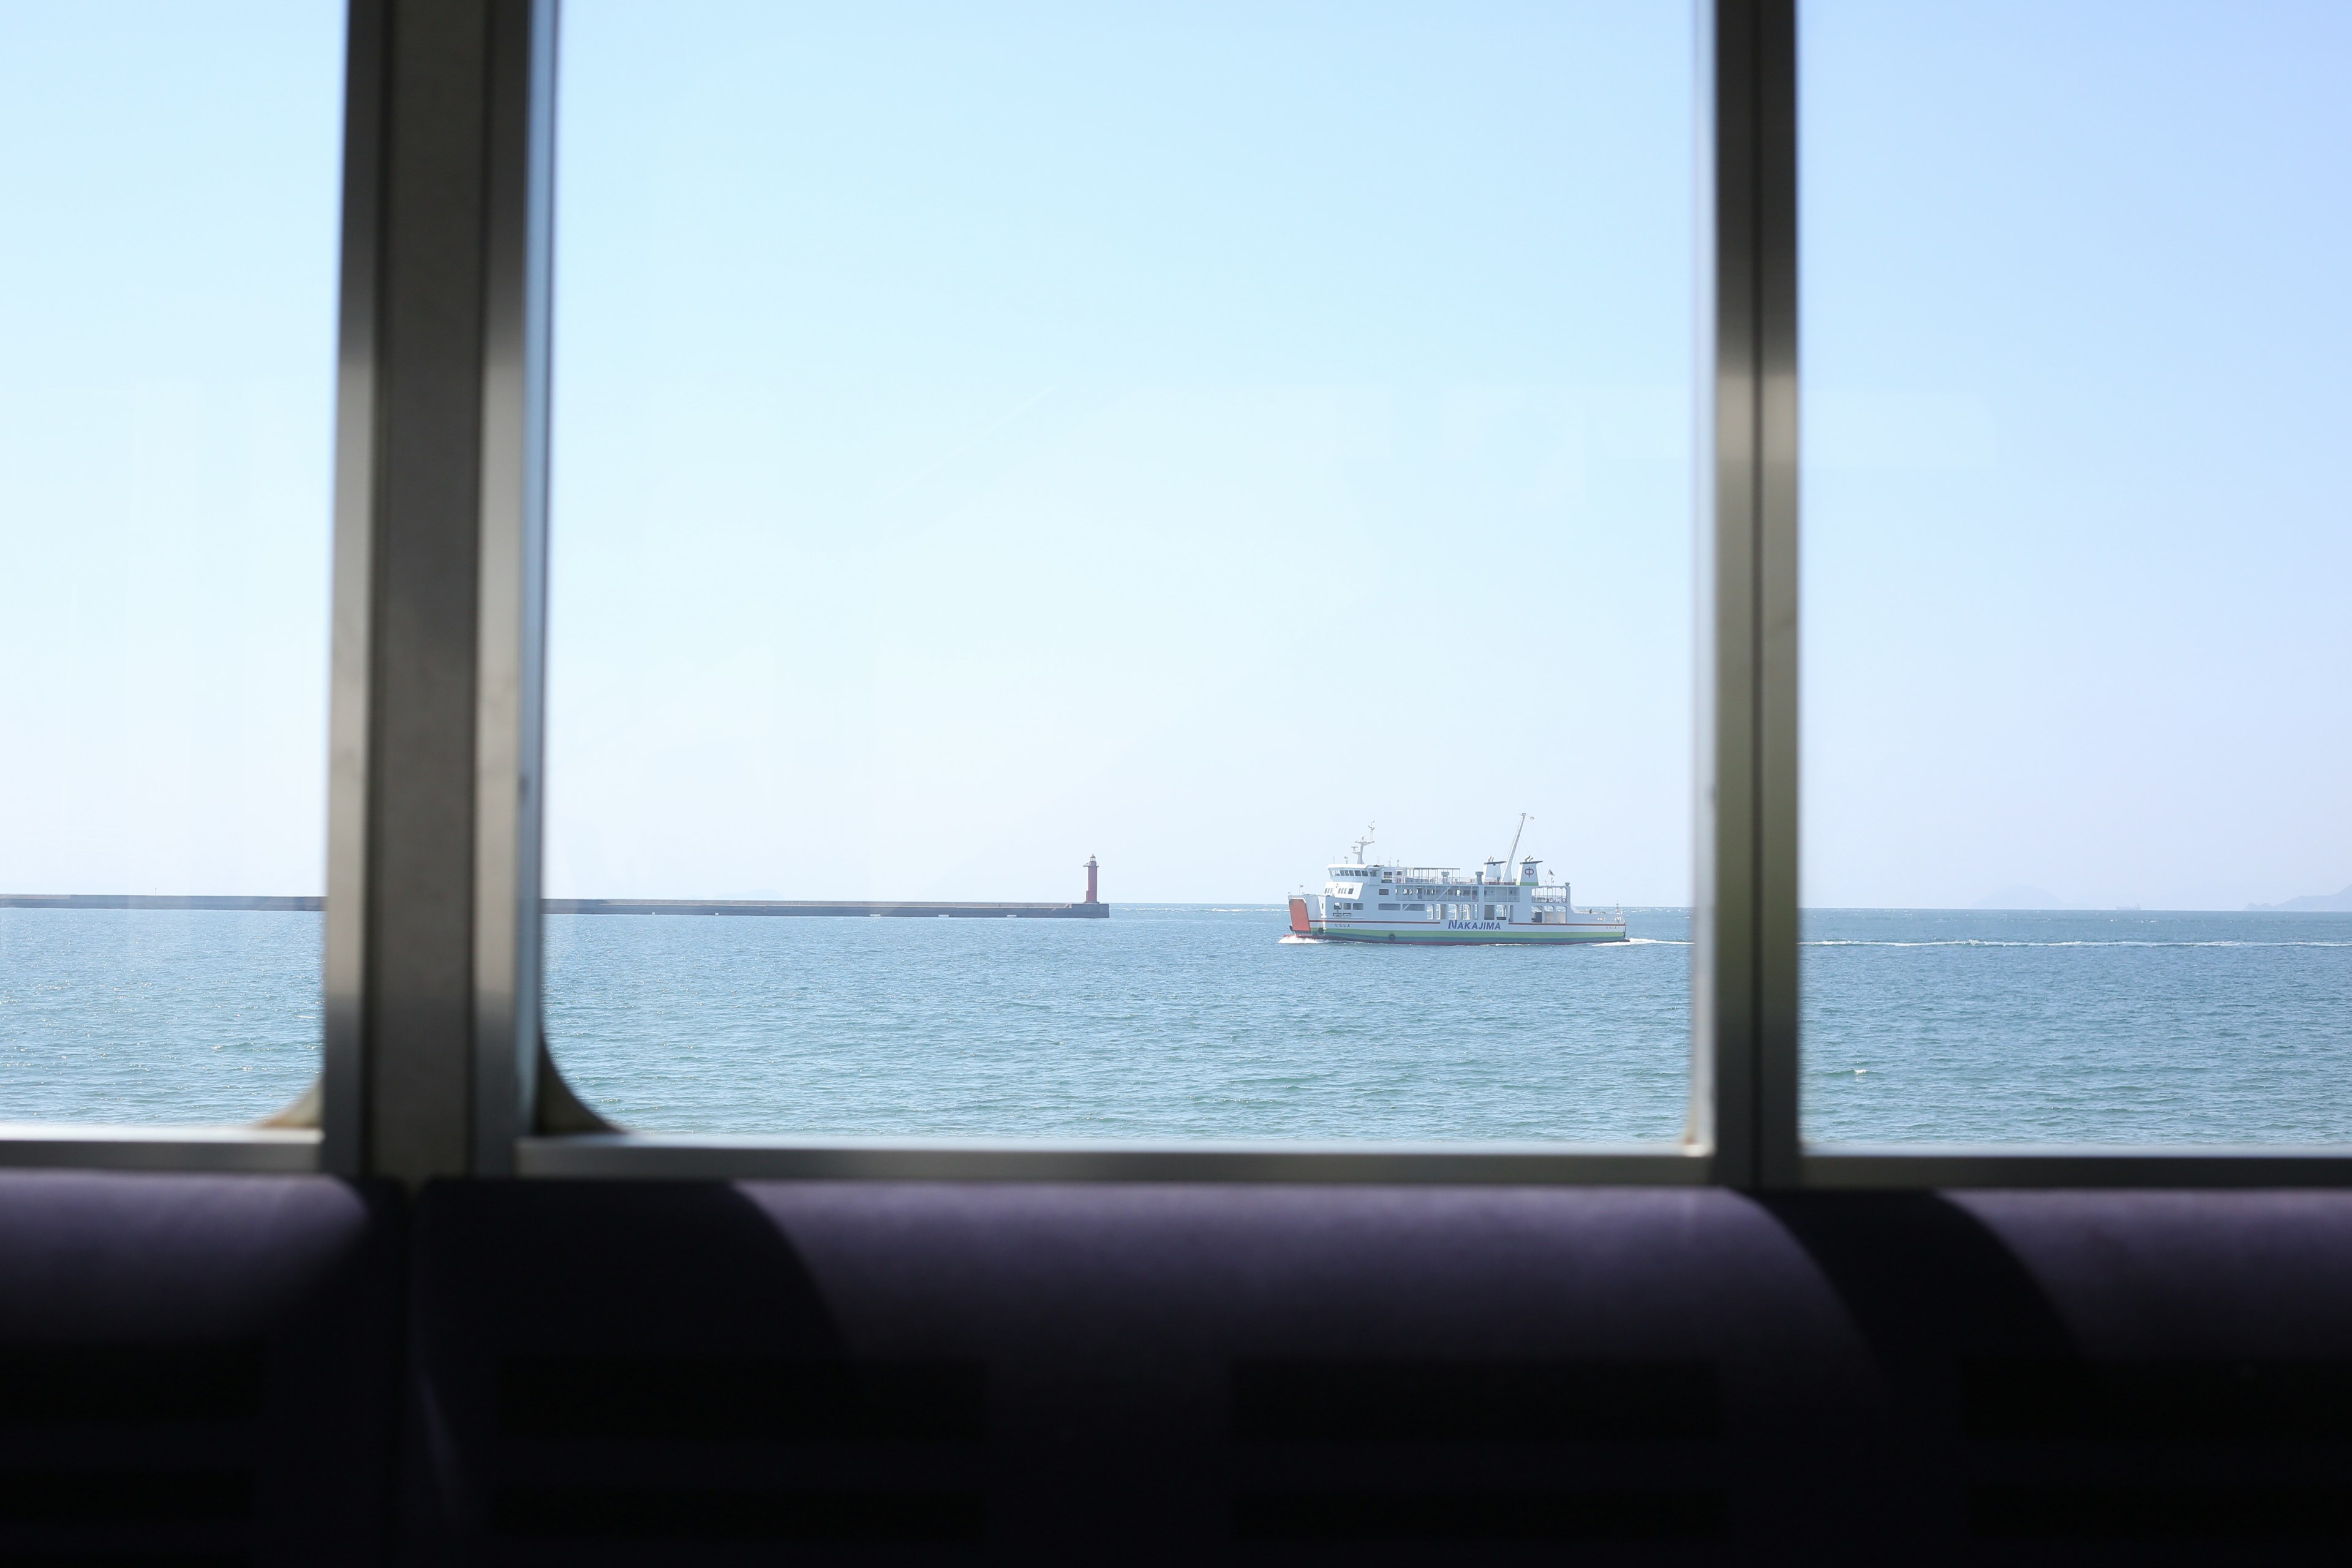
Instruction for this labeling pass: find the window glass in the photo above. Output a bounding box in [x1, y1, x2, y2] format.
[546, 1, 1695, 1140]
[0, 2, 342, 1124]
[1801, 1, 2352, 1142]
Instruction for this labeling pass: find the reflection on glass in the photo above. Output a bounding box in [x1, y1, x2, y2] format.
[546, 1, 1695, 1139]
[0, 4, 342, 1123]
[1800, 1, 2352, 1143]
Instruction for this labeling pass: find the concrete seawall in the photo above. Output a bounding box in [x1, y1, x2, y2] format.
[0, 895, 324, 911]
[2, 895, 1109, 919]
[545, 899, 1110, 919]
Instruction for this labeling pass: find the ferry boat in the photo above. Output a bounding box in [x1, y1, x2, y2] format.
[1287, 823, 1627, 945]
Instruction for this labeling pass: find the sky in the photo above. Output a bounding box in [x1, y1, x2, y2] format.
[1801, 0, 2352, 911]
[541, 1, 1695, 905]
[0, 2, 342, 899]
[0, 2, 2343, 910]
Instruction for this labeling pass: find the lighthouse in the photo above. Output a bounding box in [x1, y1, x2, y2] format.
[1084, 855, 1099, 905]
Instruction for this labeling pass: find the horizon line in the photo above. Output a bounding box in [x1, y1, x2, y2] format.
[4, 894, 2345, 916]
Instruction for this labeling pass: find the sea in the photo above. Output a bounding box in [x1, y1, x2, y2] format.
[4, 905, 2350, 1145]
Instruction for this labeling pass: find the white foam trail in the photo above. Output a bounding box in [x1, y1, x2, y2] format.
[1806, 939, 2352, 949]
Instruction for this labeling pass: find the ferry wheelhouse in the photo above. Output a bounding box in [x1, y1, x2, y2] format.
[1288, 832, 1627, 945]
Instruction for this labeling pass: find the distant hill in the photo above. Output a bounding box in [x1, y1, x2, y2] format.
[2247, 884, 2352, 913]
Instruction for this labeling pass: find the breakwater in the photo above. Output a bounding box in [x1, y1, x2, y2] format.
[2, 894, 1109, 919]
[546, 898, 1108, 919]
[0, 894, 323, 911]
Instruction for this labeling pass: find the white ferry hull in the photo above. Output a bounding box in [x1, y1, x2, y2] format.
[1287, 897, 1626, 946]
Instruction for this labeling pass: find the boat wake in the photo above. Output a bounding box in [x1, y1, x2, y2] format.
[1807, 938, 2352, 949]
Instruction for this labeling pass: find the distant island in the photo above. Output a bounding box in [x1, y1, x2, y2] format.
[2247, 884, 2352, 913]
[1965, 883, 2352, 913]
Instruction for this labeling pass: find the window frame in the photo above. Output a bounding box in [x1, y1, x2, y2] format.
[0, 1126, 317, 1174]
[9, 0, 2350, 1189]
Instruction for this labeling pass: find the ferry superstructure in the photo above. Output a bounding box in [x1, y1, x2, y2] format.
[1287, 826, 1627, 945]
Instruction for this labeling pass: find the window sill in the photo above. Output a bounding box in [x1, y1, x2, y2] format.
[514, 1134, 1713, 1185]
[0, 1123, 321, 1172]
[1802, 1144, 2352, 1188]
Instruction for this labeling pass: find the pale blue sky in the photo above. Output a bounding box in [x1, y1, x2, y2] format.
[1, 2, 2343, 910]
[1803, 0, 2352, 910]
[0, 2, 341, 898]
[542, 1, 1695, 905]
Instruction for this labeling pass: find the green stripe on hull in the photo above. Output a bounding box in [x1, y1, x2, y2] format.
[1313, 927, 1624, 945]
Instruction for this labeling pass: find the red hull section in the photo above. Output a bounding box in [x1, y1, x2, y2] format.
[1287, 897, 1312, 935]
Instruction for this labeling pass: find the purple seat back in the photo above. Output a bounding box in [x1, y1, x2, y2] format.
[409, 1182, 1874, 1563]
[0, 1171, 402, 1567]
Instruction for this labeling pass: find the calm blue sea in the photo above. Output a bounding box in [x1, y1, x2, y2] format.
[1801, 908, 2352, 1145]
[3, 905, 2349, 1143]
[543, 907, 1692, 1141]
[0, 908, 321, 1125]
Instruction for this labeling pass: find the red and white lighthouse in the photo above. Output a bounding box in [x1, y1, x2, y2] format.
[1084, 855, 1099, 905]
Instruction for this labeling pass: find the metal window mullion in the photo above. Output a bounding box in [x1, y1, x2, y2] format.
[321, 0, 388, 1177]
[1697, 0, 1800, 1189]
[322, 0, 556, 1182]
[1751, 0, 1801, 1191]
[470, 0, 559, 1176]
